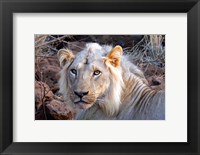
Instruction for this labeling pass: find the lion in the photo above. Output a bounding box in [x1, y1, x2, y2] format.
[58, 43, 165, 120]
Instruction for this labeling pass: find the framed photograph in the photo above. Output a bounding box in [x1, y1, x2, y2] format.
[0, 0, 200, 154]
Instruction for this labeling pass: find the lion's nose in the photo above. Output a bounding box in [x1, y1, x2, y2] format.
[74, 91, 89, 98]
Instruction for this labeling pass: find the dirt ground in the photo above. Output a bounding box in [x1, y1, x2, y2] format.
[35, 35, 165, 120]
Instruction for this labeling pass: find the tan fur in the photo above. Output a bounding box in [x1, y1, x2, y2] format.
[58, 43, 165, 120]
[106, 45, 123, 67]
[58, 49, 74, 67]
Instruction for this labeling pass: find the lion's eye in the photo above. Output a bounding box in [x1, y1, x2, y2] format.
[93, 70, 101, 76]
[70, 69, 77, 75]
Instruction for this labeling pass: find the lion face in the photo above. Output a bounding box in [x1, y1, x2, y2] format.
[66, 53, 111, 109]
[58, 43, 123, 113]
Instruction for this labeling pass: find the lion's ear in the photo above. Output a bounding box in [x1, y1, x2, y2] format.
[57, 49, 74, 67]
[106, 45, 123, 68]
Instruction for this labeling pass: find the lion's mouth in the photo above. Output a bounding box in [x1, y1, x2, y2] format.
[74, 99, 89, 104]
[74, 99, 92, 109]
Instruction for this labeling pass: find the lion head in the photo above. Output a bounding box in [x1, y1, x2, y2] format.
[58, 43, 124, 115]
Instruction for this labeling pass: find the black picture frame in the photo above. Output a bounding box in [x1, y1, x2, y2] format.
[0, 0, 200, 154]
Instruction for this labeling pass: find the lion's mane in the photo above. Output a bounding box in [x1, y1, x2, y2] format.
[58, 43, 165, 120]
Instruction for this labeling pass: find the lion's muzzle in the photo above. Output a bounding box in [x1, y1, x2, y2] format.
[73, 91, 93, 109]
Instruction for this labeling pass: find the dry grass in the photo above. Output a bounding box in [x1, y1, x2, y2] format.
[126, 35, 165, 68]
